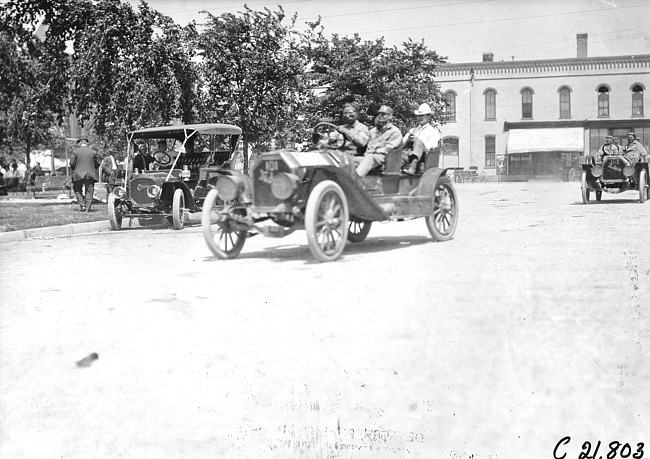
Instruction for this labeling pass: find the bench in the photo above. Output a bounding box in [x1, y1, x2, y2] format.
[27, 175, 72, 198]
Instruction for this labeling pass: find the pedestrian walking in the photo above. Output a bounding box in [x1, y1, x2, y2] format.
[70, 137, 100, 212]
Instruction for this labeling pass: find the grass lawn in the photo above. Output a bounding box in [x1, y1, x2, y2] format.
[0, 196, 108, 232]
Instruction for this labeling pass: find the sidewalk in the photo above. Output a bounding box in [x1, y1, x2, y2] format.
[0, 219, 113, 243]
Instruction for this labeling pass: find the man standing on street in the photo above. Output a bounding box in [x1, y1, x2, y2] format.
[70, 137, 100, 212]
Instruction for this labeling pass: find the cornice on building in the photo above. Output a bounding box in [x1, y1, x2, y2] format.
[436, 54, 650, 78]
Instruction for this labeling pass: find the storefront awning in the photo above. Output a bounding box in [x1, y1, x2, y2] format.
[506, 128, 584, 154]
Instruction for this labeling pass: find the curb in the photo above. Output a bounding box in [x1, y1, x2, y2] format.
[0, 220, 113, 243]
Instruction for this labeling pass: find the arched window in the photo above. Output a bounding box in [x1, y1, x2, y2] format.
[521, 88, 533, 119]
[444, 91, 456, 121]
[485, 135, 495, 167]
[559, 86, 571, 119]
[632, 85, 644, 116]
[484, 89, 496, 120]
[598, 85, 610, 117]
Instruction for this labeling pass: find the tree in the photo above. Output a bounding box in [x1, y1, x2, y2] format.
[196, 6, 311, 173]
[1, 0, 199, 160]
[303, 27, 447, 133]
[0, 17, 61, 171]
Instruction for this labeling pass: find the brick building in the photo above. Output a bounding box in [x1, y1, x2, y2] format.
[435, 34, 649, 179]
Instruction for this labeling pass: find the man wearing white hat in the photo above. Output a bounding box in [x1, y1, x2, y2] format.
[402, 103, 441, 174]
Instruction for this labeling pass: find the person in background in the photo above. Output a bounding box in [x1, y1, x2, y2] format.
[354, 105, 403, 178]
[4, 161, 20, 190]
[401, 103, 441, 174]
[335, 102, 370, 156]
[132, 143, 157, 172]
[101, 153, 118, 198]
[623, 132, 648, 166]
[597, 134, 619, 163]
[70, 137, 100, 211]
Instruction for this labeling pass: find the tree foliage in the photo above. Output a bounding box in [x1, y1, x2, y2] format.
[1, 0, 198, 159]
[1, 0, 448, 167]
[303, 26, 447, 132]
[196, 6, 311, 172]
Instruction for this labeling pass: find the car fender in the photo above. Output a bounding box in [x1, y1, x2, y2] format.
[416, 167, 449, 197]
[161, 181, 193, 205]
[303, 166, 389, 221]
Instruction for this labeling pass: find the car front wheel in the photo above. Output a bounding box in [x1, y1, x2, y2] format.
[581, 171, 591, 204]
[107, 194, 122, 230]
[202, 189, 247, 259]
[426, 176, 458, 241]
[305, 180, 349, 262]
[172, 188, 185, 230]
[640, 169, 647, 203]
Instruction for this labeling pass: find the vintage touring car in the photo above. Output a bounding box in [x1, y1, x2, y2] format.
[201, 122, 458, 262]
[580, 153, 649, 204]
[107, 123, 242, 230]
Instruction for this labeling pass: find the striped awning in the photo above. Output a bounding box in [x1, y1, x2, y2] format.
[506, 128, 584, 154]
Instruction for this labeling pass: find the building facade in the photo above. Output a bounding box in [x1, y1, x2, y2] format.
[435, 35, 650, 179]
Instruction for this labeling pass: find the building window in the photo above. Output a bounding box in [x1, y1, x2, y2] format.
[632, 85, 644, 116]
[444, 91, 456, 121]
[521, 88, 533, 119]
[485, 89, 496, 120]
[598, 85, 610, 117]
[559, 87, 571, 119]
[485, 136, 495, 167]
[442, 137, 459, 157]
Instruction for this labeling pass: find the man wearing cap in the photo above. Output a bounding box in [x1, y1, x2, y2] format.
[597, 134, 620, 164]
[335, 103, 370, 156]
[70, 137, 101, 211]
[402, 103, 441, 174]
[623, 132, 647, 166]
[355, 105, 403, 177]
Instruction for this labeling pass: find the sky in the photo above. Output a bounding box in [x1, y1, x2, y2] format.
[124, 0, 650, 63]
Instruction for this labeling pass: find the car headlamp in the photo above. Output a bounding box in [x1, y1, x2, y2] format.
[623, 166, 634, 177]
[216, 176, 243, 202]
[146, 185, 161, 198]
[270, 172, 299, 200]
[112, 186, 126, 199]
[591, 165, 602, 178]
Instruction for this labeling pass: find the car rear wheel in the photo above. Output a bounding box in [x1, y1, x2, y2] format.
[172, 188, 185, 230]
[202, 189, 247, 259]
[581, 171, 591, 204]
[305, 180, 349, 262]
[596, 191, 602, 201]
[426, 176, 458, 241]
[347, 219, 372, 243]
[640, 169, 647, 203]
[107, 194, 122, 230]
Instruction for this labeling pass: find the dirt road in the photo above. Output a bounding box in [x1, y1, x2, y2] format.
[1, 181, 648, 458]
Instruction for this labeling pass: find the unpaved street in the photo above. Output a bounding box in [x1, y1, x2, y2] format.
[1, 181, 648, 458]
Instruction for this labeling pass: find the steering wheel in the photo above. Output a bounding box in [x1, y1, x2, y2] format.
[153, 151, 172, 166]
[312, 122, 347, 150]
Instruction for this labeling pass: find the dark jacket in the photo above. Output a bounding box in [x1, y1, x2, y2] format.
[71, 145, 101, 181]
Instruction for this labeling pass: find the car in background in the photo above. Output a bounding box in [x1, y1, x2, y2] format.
[107, 123, 242, 230]
[201, 122, 458, 262]
[579, 153, 649, 204]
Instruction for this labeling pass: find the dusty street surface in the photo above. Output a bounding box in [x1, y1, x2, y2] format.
[1, 181, 648, 458]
